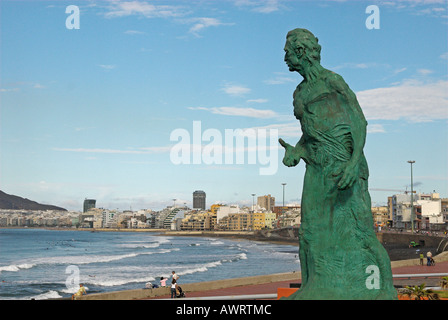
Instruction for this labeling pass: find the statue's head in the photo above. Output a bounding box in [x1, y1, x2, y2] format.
[284, 28, 321, 74]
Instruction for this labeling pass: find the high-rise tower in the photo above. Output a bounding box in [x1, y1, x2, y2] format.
[83, 199, 96, 213]
[193, 190, 206, 210]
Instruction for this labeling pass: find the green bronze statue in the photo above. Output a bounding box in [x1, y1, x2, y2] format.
[279, 28, 397, 300]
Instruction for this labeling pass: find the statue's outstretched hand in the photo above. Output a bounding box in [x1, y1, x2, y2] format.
[279, 138, 300, 167]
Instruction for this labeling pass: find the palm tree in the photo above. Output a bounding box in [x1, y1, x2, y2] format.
[440, 276, 448, 289]
[403, 283, 440, 300]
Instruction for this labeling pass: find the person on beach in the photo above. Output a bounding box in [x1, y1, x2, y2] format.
[160, 276, 168, 287]
[170, 279, 178, 299]
[172, 271, 179, 282]
[71, 283, 87, 300]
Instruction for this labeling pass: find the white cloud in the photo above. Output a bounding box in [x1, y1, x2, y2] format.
[98, 64, 116, 70]
[104, 2, 232, 36]
[53, 146, 171, 154]
[124, 30, 145, 35]
[221, 84, 251, 96]
[380, 0, 448, 18]
[234, 0, 281, 13]
[367, 124, 386, 133]
[247, 98, 268, 103]
[417, 68, 434, 75]
[188, 17, 233, 36]
[0, 88, 19, 92]
[356, 79, 448, 122]
[246, 122, 301, 137]
[104, 1, 187, 18]
[331, 62, 387, 71]
[393, 67, 408, 75]
[264, 75, 296, 85]
[253, 0, 280, 13]
[440, 52, 448, 60]
[188, 106, 277, 118]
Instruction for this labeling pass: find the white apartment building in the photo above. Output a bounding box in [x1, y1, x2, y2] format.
[391, 192, 444, 230]
[102, 210, 118, 228]
[216, 205, 241, 223]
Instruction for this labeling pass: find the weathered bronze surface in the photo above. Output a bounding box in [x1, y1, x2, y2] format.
[280, 28, 397, 300]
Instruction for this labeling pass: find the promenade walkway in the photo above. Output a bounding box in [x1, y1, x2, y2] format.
[146, 260, 448, 300]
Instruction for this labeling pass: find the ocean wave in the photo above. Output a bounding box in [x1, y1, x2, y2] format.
[177, 260, 223, 276]
[30, 290, 63, 300]
[118, 242, 161, 249]
[221, 252, 247, 263]
[0, 263, 34, 274]
[175, 252, 247, 277]
[85, 276, 156, 287]
[0, 248, 181, 274]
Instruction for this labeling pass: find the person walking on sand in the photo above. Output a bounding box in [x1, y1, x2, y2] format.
[170, 279, 178, 299]
[71, 283, 87, 300]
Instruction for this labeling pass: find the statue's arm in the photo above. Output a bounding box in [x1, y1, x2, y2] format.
[279, 135, 307, 167]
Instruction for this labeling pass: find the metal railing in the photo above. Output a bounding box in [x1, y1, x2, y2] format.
[392, 273, 448, 279]
[157, 293, 278, 300]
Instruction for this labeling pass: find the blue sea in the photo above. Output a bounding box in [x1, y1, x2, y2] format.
[0, 228, 300, 300]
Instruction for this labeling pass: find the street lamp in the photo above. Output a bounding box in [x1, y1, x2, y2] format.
[251, 193, 256, 231]
[281, 183, 287, 208]
[251, 194, 256, 212]
[407, 160, 415, 233]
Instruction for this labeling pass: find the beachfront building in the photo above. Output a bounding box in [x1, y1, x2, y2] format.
[0, 209, 80, 228]
[372, 206, 390, 229]
[153, 207, 175, 229]
[216, 205, 241, 224]
[252, 212, 264, 230]
[264, 211, 277, 229]
[273, 205, 301, 218]
[102, 210, 118, 228]
[257, 195, 275, 212]
[163, 208, 185, 229]
[275, 208, 301, 228]
[180, 211, 217, 231]
[218, 212, 251, 231]
[442, 198, 448, 226]
[252, 211, 276, 230]
[416, 196, 444, 230]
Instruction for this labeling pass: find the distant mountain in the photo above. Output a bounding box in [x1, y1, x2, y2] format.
[0, 190, 67, 211]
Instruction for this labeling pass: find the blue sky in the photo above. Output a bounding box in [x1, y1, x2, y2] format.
[1, 0, 447, 211]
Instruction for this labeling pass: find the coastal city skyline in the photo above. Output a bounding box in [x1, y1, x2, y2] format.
[1, 0, 447, 212]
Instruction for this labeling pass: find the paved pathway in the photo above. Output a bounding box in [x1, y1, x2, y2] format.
[146, 260, 448, 299]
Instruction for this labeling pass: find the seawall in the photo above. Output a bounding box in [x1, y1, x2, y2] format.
[377, 232, 446, 248]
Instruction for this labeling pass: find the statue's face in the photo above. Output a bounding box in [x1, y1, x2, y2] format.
[284, 39, 304, 73]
